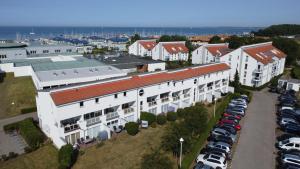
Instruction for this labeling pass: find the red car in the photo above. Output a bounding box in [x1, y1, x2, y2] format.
[223, 113, 242, 120]
[218, 119, 241, 130]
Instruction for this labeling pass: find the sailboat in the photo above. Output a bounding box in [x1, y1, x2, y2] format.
[30, 28, 35, 35]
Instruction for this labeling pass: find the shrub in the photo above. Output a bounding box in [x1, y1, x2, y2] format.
[1, 154, 8, 161]
[125, 122, 139, 136]
[96, 142, 104, 148]
[24, 146, 33, 153]
[8, 152, 18, 159]
[156, 114, 167, 125]
[140, 112, 156, 125]
[176, 108, 186, 118]
[20, 107, 37, 114]
[58, 144, 77, 169]
[3, 123, 19, 133]
[167, 112, 177, 121]
[150, 122, 157, 128]
[141, 150, 173, 169]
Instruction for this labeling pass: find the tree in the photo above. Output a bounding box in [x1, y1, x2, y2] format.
[253, 24, 300, 37]
[182, 105, 209, 135]
[58, 144, 77, 169]
[209, 36, 222, 44]
[130, 34, 141, 44]
[156, 114, 167, 125]
[232, 70, 241, 91]
[272, 37, 300, 66]
[141, 150, 173, 169]
[125, 122, 139, 136]
[140, 112, 156, 125]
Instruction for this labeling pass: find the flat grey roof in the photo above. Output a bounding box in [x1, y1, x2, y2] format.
[99, 55, 164, 69]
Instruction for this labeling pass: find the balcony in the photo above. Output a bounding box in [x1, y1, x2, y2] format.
[124, 107, 134, 114]
[253, 76, 262, 81]
[161, 97, 169, 103]
[86, 116, 101, 127]
[173, 96, 180, 101]
[106, 112, 119, 121]
[148, 101, 157, 107]
[184, 93, 190, 98]
[207, 86, 213, 91]
[64, 124, 80, 133]
[253, 69, 263, 73]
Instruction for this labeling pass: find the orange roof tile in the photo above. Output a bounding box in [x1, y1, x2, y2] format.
[206, 45, 232, 57]
[244, 44, 286, 65]
[139, 41, 156, 50]
[163, 43, 189, 54]
[51, 63, 230, 106]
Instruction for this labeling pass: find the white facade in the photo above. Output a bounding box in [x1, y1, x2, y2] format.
[25, 45, 77, 56]
[192, 43, 229, 64]
[76, 46, 94, 54]
[278, 78, 300, 91]
[37, 63, 230, 148]
[128, 40, 156, 57]
[151, 41, 189, 61]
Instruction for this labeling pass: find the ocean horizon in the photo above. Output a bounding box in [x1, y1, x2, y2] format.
[0, 26, 262, 40]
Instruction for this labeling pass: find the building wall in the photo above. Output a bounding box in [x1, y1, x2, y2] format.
[147, 62, 166, 72]
[37, 65, 230, 148]
[25, 45, 77, 56]
[0, 48, 27, 60]
[151, 41, 187, 61]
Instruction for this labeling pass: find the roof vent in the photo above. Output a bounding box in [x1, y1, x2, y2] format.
[53, 72, 58, 76]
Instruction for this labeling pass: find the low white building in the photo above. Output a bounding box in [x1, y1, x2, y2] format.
[36, 63, 230, 148]
[152, 41, 189, 61]
[128, 40, 157, 57]
[76, 46, 94, 54]
[192, 42, 286, 87]
[278, 78, 300, 91]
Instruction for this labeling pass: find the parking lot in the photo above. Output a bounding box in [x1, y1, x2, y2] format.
[230, 89, 277, 169]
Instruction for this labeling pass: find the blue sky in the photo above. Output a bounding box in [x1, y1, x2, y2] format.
[0, 0, 299, 27]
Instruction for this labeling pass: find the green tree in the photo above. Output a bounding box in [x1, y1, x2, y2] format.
[140, 112, 156, 125]
[272, 37, 300, 66]
[182, 105, 209, 135]
[253, 24, 300, 37]
[141, 150, 173, 169]
[232, 70, 241, 91]
[58, 144, 77, 169]
[130, 34, 141, 44]
[125, 122, 139, 136]
[209, 36, 222, 44]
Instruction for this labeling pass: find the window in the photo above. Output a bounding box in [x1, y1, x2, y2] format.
[95, 98, 99, 103]
[114, 94, 118, 98]
[139, 89, 144, 96]
[245, 56, 249, 62]
[55, 49, 61, 53]
[66, 49, 72, 53]
[123, 92, 127, 96]
[79, 101, 84, 107]
[245, 64, 248, 70]
[43, 50, 49, 53]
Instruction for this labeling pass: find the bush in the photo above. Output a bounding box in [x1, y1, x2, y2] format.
[150, 122, 157, 128]
[176, 108, 186, 118]
[3, 123, 19, 133]
[141, 150, 173, 169]
[166, 112, 177, 121]
[125, 122, 139, 136]
[140, 112, 156, 125]
[20, 107, 37, 114]
[58, 144, 77, 169]
[96, 142, 104, 148]
[1, 154, 8, 161]
[156, 114, 167, 125]
[24, 146, 33, 153]
[8, 152, 18, 159]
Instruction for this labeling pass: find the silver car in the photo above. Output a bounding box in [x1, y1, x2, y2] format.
[211, 128, 237, 142]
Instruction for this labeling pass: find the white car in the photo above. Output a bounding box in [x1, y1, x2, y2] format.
[279, 117, 298, 126]
[196, 153, 227, 169]
[278, 137, 300, 151]
[206, 141, 231, 154]
[281, 154, 300, 167]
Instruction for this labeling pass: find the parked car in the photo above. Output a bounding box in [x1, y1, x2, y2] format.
[200, 147, 231, 160]
[193, 162, 214, 169]
[277, 137, 300, 151]
[211, 128, 237, 142]
[225, 108, 245, 116]
[208, 134, 233, 146]
[215, 124, 237, 135]
[279, 117, 299, 126]
[277, 134, 299, 142]
[223, 113, 242, 120]
[280, 153, 300, 168]
[218, 119, 241, 130]
[240, 95, 249, 102]
[196, 153, 227, 169]
[206, 141, 231, 154]
[221, 116, 240, 123]
[282, 123, 300, 134]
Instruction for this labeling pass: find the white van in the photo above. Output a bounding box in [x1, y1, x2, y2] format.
[278, 137, 300, 151]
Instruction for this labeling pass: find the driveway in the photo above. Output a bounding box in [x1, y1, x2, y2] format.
[230, 89, 277, 169]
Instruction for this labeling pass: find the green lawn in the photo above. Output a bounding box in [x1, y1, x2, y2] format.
[0, 144, 58, 169]
[0, 73, 36, 119]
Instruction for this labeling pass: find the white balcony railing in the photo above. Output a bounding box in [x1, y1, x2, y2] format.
[124, 107, 134, 114]
[86, 116, 101, 126]
[148, 101, 157, 107]
[173, 96, 180, 101]
[207, 86, 213, 91]
[106, 112, 119, 120]
[184, 93, 190, 98]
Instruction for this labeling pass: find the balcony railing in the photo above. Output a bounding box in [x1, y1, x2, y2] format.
[199, 88, 205, 93]
[173, 96, 180, 101]
[184, 93, 190, 98]
[207, 86, 213, 91]
[215, 84, 221, 88]
[253, 76, 262, 81]
[253, 69, 263, 73]
[124, 107, 134, 114]
[148, 101, 157, 107]
[64, 124, 79, 133]
[161, 97, 169, 103]
[106, 112, 119, 121]
[86, 116, 101, 126]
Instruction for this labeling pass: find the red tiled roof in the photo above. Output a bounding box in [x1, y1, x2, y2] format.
[206, 45, 232, 57]
[163, 43, 189, 54]
[139, 41, 156, 50]
[51, 63, 230, 106]
[244, 44, 286, 65]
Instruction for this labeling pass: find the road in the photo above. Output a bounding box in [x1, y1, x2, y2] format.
[0, 112, 37, 131]
[230, 89, 277, 169]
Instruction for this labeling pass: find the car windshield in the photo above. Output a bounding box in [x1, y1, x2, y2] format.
[282, 139, 290, 144]
[207, 159, 220, 164]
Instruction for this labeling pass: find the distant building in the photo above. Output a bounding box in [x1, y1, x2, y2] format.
[128, 40, 157, 57]
[25, 43, 77, 57]
[77, 46, 94, 54]
[0, 40, 27, 60]
[152, 41, 189, 61]
[278, 77, 300, 91]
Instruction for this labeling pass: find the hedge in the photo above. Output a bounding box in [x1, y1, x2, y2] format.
[3, 118, 45, 150]
[166, 112, 177, 121]
[21, 107, 37, 114]
[140, 112, 156, 125]
[58, 144, 78, 169]
[156, 114, 167, 125]
[176, 108, 186, 118]
[125, 122, 139, 136]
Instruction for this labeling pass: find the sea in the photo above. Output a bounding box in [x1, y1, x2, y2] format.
[0, 26, 262, 40]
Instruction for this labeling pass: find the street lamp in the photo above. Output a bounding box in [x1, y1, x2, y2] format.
[179, 137, 184, 168]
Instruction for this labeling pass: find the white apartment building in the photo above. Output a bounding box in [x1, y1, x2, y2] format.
[128, 40, 157, 57]
[152, 41, 189, 61]
[192, 42, 286, 87]
[36, 63, 230, 148]
[192, 43, 232, 64]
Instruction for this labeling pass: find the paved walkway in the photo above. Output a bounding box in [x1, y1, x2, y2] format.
[0, 112, 37, 155]
[230, 89, 277, 169]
